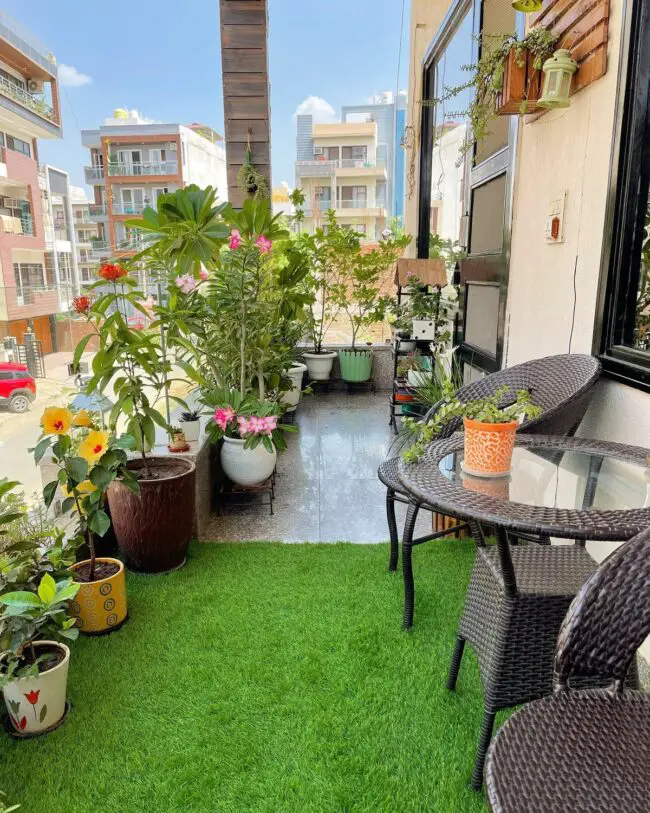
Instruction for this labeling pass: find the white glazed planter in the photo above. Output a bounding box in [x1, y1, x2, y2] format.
[280, 363, 308, 412]
[303, 350, 337, 381]
[412, 319, 437, 341]
[221, 436, 277, 486]
[2, 641, 70, 735]
[180, 419, 200, 442]
[407, 369, 432, 388]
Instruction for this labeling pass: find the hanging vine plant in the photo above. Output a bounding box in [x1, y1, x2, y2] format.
[430, 28, 559, 162]
[237, 129, 269, 200]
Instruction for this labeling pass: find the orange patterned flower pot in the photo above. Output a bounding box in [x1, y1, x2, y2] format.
[462, 417, 518, 478]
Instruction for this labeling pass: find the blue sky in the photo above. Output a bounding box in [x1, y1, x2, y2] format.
[6, 0, 409, 193]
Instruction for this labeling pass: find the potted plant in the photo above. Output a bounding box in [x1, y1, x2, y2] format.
[73, 264, 196, 574]
[179, 409, 201, 442]
[0, 573, 79, 735]
[32, 406, 135, 633]
[296, 212, 343, 381]
[437, 28, 559, 160]
[331, 222, 410, 382]
[403, 385, 541, 476]
[168, 427, 189, 453]
[280, 362, 308, 413]
[204, 388, 292, 486]
[397, 353, 433, 388]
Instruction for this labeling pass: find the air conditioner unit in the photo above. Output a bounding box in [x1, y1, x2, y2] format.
[27, 79, 44, 94]
[313, 147, 324, 156]
[167, 142, 177, 150]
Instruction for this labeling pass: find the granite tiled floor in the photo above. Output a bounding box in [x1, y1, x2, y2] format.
[203, 392, 432, 542]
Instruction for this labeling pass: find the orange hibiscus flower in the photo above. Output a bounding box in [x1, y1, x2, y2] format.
[41, 407, 73, 435]
[78, 430, 109, 464]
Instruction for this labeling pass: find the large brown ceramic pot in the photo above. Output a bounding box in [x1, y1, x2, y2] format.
[107, 457, 196, 574]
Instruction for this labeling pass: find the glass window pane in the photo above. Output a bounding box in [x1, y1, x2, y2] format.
[633, 196, 650, 351]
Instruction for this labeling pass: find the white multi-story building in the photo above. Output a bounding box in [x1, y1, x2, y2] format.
[81, 110, 228, 262]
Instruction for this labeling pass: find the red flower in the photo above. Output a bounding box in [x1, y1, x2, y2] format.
[72, 295, 91, 315]
[18, 716, 27, 730]
[24, 689, 40, 705]
[99, 263, 128, 282]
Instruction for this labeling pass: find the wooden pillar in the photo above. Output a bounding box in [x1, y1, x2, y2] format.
[219, 0, 272, 208]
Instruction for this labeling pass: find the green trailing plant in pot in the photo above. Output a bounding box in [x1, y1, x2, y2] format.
[73, 263, 197, 575]
[32, 406, 134, 634]
[436, 28, 558, 162]
[403, 385, 541, 477]
[0, 573, 79, 735]
[203, 388, 294, 487]
[237, 131, 269, 200]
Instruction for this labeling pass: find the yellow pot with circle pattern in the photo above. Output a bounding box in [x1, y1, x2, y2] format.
[69, 557, 128, 634]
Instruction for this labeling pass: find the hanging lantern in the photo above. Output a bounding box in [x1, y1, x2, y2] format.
[537, 49, 578, 109]
[511, 0, 543, 12]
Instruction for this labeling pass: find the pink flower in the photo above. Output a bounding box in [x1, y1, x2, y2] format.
[214, 406, 235, 432]
[175, 274, 197, 294]
[237, 416, 250, 436]
[255, 235, 272, 254]
[229, 229, 242, 250]
[199, 267, 209, 282]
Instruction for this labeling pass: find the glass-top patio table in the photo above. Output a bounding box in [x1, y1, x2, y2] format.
[397, 433, 650, 790]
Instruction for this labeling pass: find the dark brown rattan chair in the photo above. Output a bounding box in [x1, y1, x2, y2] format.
[378, 353, 601, 628]
[485, 526, 650, 812]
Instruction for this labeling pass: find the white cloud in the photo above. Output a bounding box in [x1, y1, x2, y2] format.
[293, 96, 336, 123]
[58, 64, 92, 87]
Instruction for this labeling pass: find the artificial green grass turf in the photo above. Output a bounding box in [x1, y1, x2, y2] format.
[1, 540, 491, 813]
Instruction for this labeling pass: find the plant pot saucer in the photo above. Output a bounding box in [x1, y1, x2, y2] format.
[3, 701, 70, 739]
[168, 443, 190, 453]
[128, 557, 187, 576]
[78, 613, 130, 637]
[460, 461, 512, 480]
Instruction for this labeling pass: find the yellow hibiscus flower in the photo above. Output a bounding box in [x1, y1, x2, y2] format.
[41, 406, 73, 435]
[78, 430, 110, 464]
[63, 479, 97, 498]
[73, 409, 92, 427]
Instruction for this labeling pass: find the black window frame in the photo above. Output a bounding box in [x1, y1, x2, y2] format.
[595, 0, 650, 391]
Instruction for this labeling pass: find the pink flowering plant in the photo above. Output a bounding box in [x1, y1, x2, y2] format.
[204, 388, 293, 453]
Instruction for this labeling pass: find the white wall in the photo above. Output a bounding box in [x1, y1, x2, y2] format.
[181, 128, 228, 202]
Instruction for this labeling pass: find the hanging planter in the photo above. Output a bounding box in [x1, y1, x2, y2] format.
[237, 129, 269, 200]
[496, 48, 545, 115]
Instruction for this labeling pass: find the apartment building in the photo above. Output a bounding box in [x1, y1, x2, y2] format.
[0, 12, 62, 353]
[295, 116, 388, 241]
[81, 111, 228, 263]
[69, 185, 98, 287]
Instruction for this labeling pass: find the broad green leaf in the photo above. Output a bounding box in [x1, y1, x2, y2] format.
[38, 573, 56, 604]
[0, 591, 41, 608]
[87, 509, 111, 537]
[67, 457, 89, 484]
[43, 481, 58, 509]
[33, 436, 52, 465]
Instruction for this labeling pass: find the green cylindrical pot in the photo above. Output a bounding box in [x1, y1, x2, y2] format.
[339, 349, 373, 382]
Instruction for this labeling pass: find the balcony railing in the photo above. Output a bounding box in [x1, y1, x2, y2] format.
[112, 201, 147, 215]
[297, 159, 386, 176]
[14, 284, 58, 306]
[90, 236, 143, 260]
[107, 161, 178, 177]
[85, 166, 105, 182]
[53, 226, 68, 240]
[0, 75, 55, 122]
[306, 199, 386, 213]
[88, 204, 107, 218]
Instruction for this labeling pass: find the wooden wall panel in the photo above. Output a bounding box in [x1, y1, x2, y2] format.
[532, 0, 610, 94]
[219, 0, 271, 208]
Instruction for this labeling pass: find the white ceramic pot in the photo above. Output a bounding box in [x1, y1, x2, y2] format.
[221, 436, 277, 486]
[303, 350, 337, 381]
[2, 641, 70, 735]
[280, 363, 308, 412]
[407, 369, 432, 388]
[180, 419, 200, 442]
[412, 319, 437, 340]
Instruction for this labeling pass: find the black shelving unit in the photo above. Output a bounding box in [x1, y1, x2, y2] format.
[388, 281, 442, 434]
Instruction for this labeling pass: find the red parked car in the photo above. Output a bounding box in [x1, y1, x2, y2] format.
[0, 362, 36, 413]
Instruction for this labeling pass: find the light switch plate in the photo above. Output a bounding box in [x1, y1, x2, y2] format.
[545, 191, 567, 243]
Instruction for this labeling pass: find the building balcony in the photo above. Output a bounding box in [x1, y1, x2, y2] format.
[111, 201, 147, 215]
[5, 284, 60, 320]
[304, 200, 387, 218]
[107, 161, 178, 178]
[0, 75, 56, 124]
[296, 159, 387, 179]
[89, 236, 143, 260]
[85, 165, 105, 184]
[88, 203, 107, 220]
[74, 212, 92, 225]
[0, 212, 34, 236]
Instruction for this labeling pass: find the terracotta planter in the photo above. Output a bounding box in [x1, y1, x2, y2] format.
[107, 457, 196, 574]
[462, 417, 518, 478]
[69, 557, 127, 634]
[496, 48, 543, 115]
[2, 641, 70, 735]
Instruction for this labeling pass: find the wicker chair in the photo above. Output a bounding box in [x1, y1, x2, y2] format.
[485, 526, 650, 812]
[378, 353, 601, 628]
